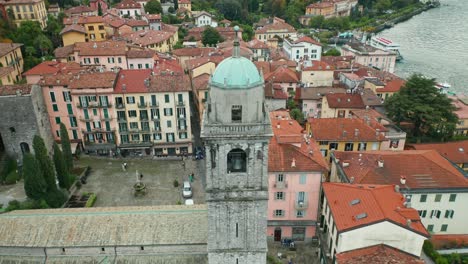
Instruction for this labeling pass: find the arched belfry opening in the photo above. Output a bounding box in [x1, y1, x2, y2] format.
[227, 148, 247, 173]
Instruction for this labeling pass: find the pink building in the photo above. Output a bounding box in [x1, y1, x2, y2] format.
[39, 71, 118, 155]
[268, 110, 329, 242]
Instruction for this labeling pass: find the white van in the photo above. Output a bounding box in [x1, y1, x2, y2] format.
[182, 181, 192, 198]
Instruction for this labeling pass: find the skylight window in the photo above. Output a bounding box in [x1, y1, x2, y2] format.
[350, 199, 360, 205]
[356, 213, 367, 220]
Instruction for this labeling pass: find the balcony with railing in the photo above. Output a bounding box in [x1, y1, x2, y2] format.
[77, 102, 112, 108]
[138, 102, 148, 108]
[152, 127, 162, 132]
[273, 181, 288, 189]
[115, 103, 125, 109]
[141, 127, 151, 132]
[103, 115, 113, 121]
[117, 117, 127, 122]
[177, 114, 186, 120]
[176, 101, 185, 107]
[79, 117, 92, 122]
[140, 116, 149, 121]
[151, 115, 160, 121]
[295, 200, 309, 210]
[177, 126, 187, 131]
[149, 102, 159, 108]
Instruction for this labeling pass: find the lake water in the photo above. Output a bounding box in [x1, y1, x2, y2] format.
[377, 0, 468, 95]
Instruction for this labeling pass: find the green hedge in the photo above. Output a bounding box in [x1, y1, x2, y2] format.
[85, 193, 97, 207]
[4, 171, 19, 185]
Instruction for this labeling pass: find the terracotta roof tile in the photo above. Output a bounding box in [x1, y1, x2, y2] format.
[64, 5, 95, 15]
[325, 93, 366, 109]
[309, 118, 385, 141]
[114, 69, 152, 93]
[116, 0, 141, 9]
[0, 84, 32, 96]
[307, 1, 334, 8]
[323, 183, 429, 236]
[74, 41, 128, 56]
[149, 72, 191, 93]
[63, 15, 104, 25]
[408, 141, 468, 164]
[41, 71, 117, 89]
[333, 150, 468, 189]
[153, 59, 183, 75]
[264, 66, 299, 83]
[292, 36, 321, 46]
[54, 45, 75, 59]
[336, 244, 424, 264]
[0, 43, 22, 57]
[255, 17, 296, 34]
[172, 47, 215, 57]
[377, 79, 406, 92]
[60, 24, 86, 35]
[299, 87, 346, 100]
[192, 73, 209, 91]
[126, 49, 156, 58]
[186, 56, 224, 70]
[23, 61, 81, 76]
[122, 30, 175, 47]
[247, 39, 269, 49]
[302, 60, 333, 71]
[126, 19, 148, 27]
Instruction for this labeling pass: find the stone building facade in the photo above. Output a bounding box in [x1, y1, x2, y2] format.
[201, 31, 272, 264]
[0, 84, 53, 159]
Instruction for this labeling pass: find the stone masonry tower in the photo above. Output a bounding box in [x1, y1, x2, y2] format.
[201, 26, 272, 264]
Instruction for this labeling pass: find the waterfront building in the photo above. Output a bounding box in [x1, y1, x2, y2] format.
[341, 42, 397, 73]
[0, 43, 23, 85]
[0, 0, 47, 29]
[0, 84, 54, 159]
[319, 183, 428, 263]
[308, 117, 386, 160]
[283, 36, 322, 63]
[63, 16, 108, 44]
[407, 141, 468, 172]
[300, 60, 334, 87]
[330, 150, 468, 235]
[268, 111, 328, 242]
[255, 17, 297, 45]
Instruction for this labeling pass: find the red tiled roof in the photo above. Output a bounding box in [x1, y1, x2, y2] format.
[336, 244, 424, 264]
[116, 0, 141, 9]
[172, 47, 215, 57]
[122, 30, 175, 47]
[255, 17, 296, 34]
[126, 19, 148, 27]
[153, 59, 183, 75]
[145, 14, 161, 21]
[149, 72, 191, 93]
[309, 118, 385, 141]
[41, 71, 117, 89]
[408, 141, 468, 164]
[186, 56, 224, 70]
[292, 36, 321, 46]
[431, 234, 468, 250]
[74, 41, 127, 56]
[126, 49, 155, 58]
[247, 39, 269, 49]
[63, 15, 104, 25]
[59, 24, 86, 35]
[264, 66, 299, 83]
[307, 1, 334, 8]
[300, 87, 346, 100]
[269, 115, 328, 172]
[178, 0, 190, 4]
[325, 93, 365, 109]
[302, 60, 333, 71]
[0, 84, 32, 96]
[0, 43, 22, 57]
[64, 5, 95, 15]
[377, 79, 406, 92]
[114, 69, 152, 93]
[192, 73, 209, 91]
[23, 61, 81, 76]
[323, 183, 429, 236]
[333, 150, 468, 189]
[321, 56, 354, 70]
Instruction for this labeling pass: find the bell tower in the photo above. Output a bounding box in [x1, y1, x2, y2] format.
[201, 26, 272, 264]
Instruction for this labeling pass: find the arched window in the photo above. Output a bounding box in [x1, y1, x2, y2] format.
[20, 142, 30, 154]
[227, 148, 246, 173]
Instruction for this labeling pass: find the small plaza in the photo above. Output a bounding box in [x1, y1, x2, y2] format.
[75, 156, 205, 207]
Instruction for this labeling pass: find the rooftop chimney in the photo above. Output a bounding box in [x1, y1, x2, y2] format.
[276, 122, 280, 129]
[400, 175, 406, 185]
[354, 128, 359, 137]
[377, 159, 384, 168]
[291, 158, 296, 168]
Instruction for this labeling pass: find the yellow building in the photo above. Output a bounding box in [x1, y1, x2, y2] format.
[0, 0, 47, 29]
[254, 17, 296, 44]
[308, 118, 385, 160]
[63, 16, 107, 43]
[190, 73, 209, 121]
[305, 1, 335, 17]
[60, 24, 87, 46]
[123, 30, 178, 53]
[178, 0, 191, 12]
[0, 43, 23, 85]
[375, 79, 405, 101]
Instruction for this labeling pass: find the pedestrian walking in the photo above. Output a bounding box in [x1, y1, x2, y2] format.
[124, 162, 128, 170]
[122, 163, 126, 172]
[190, 172, 195, 182]
[182, 161, 186, 171]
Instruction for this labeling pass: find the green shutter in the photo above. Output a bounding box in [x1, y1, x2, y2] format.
[67, 104, 73, 115]
[84, 109, 89, 119]
[105, 121, 110, 131]
[86, 122, 91, 132]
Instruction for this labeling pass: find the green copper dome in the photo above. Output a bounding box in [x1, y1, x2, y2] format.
[211, 56, 263, 89]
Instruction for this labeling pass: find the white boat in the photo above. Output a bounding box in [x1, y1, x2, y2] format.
[370, 36, 403, 61]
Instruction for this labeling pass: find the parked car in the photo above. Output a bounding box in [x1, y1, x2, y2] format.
[182, 181, 193, 198]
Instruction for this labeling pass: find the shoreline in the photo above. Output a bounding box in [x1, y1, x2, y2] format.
[372, 3, 439, 33]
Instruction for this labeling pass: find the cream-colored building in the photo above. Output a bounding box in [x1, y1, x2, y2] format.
[1, 0, 47, 29]
[0, 43, 23, 85]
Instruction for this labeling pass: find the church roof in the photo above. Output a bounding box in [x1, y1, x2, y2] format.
[211, 56, 262, 89]
[0, 205, 208, 248]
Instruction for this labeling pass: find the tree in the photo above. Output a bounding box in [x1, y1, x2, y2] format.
[33, 135, 57, 192]
[60, 123, 73, 172]
[173, 0, 178, 10]
[23, 153, 47, 200]
[98, 2, 103, 15]
[53, 143, 71, 189]
[323, 48, 341, 56]
[374, 0, 391, 14]
[309, 15, 325, 28]
[385, 74, 458, 142]
[215, 0, 242, 21]
[168, 6, 175, 13]
[290, 108, 304, 123]
[145, 0, 163, 14]
[202, 27, 223, 46]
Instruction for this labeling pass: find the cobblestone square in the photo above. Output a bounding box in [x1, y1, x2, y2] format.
[76, 156, 205, 207]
